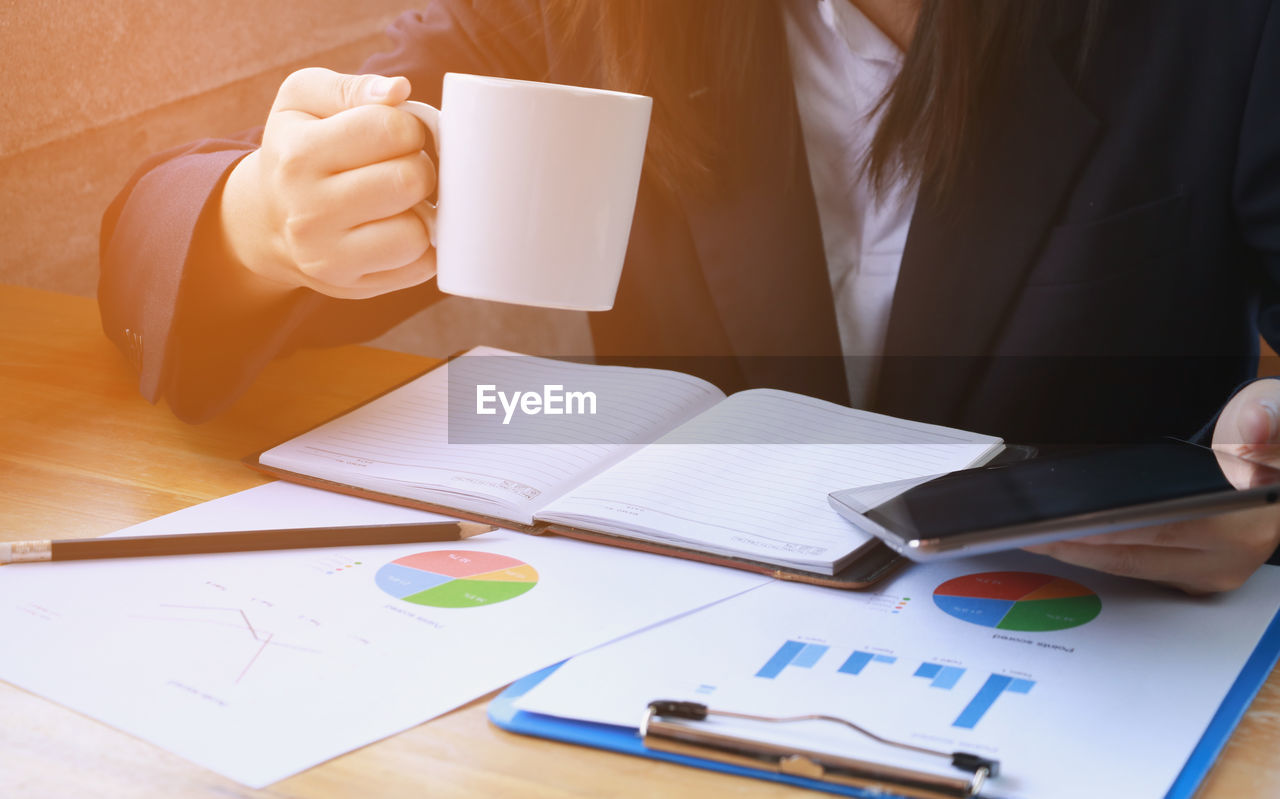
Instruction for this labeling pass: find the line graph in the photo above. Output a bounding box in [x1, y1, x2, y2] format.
[132, 604, 321, 684]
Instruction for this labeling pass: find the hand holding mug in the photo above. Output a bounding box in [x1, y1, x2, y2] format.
[220, 68, 651, 309]
[219, 68, 438, 300]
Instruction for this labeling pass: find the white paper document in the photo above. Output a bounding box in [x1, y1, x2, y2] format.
[515, 553, 1280, 799]
[0, 482, 767, 787]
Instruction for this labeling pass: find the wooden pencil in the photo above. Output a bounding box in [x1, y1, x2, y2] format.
[0, 521, 496, 564]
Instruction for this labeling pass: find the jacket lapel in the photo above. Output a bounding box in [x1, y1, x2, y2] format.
[675, 146, 851, 403]
[875, 40, 1100, 426]
[673, 20, 848, 403]
[674, 138, 841, 355]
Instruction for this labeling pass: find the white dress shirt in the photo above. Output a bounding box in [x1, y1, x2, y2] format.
[782, 0, 917, 406]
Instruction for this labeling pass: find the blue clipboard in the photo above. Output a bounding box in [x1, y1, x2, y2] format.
[489, 606, 1280, 798]
[489, 661, 868, 796]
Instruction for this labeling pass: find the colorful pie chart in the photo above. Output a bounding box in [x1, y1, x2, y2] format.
[375, 550, 538, 608]
[933, 571, 1101, 632]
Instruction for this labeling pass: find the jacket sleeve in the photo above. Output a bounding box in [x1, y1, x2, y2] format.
[97, 0, 552, 423]
[1238, 0, 1280, 349]
[1234, 0, 1280, 565]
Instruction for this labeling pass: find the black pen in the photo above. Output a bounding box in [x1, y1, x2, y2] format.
[0, 521, 496, 564]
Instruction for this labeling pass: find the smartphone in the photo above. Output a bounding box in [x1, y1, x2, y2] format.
[827, 441, 1280, 561]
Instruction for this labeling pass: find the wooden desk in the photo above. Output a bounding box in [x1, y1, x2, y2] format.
[2, 284, 1277, 798]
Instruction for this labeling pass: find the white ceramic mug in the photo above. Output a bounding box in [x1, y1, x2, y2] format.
[398, 73, 652, 311]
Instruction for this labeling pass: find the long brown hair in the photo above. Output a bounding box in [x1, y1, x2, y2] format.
[553, 0, 1104, 201]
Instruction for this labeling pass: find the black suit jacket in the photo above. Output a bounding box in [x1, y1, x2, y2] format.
[100, 0, 1280, 446]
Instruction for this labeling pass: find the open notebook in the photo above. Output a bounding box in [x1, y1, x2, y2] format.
[253, 347, 1002, 582]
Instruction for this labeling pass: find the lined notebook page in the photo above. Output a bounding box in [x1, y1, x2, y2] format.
[537, 390, 1002, 572]
[258, 348, 725, 524]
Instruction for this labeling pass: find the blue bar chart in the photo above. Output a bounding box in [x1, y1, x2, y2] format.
[754, 639, 1035, 730]
[837, 650, 897, 675]
[953, 674, 1035, 729]
[755, 640, 830, 679]
[914, 662, 966, 689]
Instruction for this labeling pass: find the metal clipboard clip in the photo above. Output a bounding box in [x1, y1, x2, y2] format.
[641, 700, 998, 799]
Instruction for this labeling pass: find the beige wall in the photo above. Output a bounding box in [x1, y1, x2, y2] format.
[0, 0, 590, 358]
[1, 0, 411, 295]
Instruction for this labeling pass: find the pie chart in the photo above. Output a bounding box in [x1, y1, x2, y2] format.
[933, 571, 1100, 632]
[375, 550, 538, 608]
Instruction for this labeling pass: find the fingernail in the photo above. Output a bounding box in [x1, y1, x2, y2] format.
[369, 76, 397, 100]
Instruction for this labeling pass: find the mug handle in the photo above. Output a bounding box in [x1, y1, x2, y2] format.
[396, 100, 441, 247]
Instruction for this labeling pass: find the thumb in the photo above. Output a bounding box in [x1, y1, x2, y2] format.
[1214, 380, 1280, 481]
[1237, 398, 1280, 446]
[272, 67, 412, 119]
